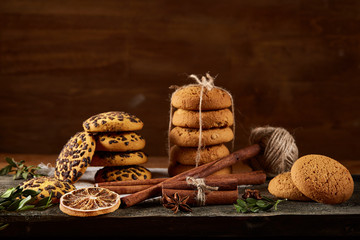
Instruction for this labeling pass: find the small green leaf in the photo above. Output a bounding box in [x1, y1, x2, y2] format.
[17, 195, 33, 210]
[255, 200, 269, 208]
[22, 189, 40, 197]
[233, 204, 242, 213]
[245, 198, 257, 204]
[0, 165, 12, 176]
[5, 157, 17, 167]
[236, 199, 247, 208]
[0, 187, 15, 199]
[7, 199, 21, 211]
[18, 205, 35, 211]
[22, 171, 29, 179]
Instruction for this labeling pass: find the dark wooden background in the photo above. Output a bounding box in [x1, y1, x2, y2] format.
[0, 0, 359, 161]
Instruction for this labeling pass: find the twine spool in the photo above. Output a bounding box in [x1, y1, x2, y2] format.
[249, 126, 298, 177]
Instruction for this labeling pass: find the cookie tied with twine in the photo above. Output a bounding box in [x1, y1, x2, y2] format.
[168, 73, 235, 168]
[249, 126, 299, 177]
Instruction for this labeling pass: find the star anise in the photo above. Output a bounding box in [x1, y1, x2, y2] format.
[242, 189, 262, 200]
[162, 192, 192, 214]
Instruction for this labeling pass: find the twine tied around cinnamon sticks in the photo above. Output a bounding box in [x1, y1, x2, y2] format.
[168, 73, 236, 167]
[186, 176, 219, 206]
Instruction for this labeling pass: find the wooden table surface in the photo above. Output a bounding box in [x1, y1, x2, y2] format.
[1, 153, 360, 238]
[1, 153, 360, 174]
[1, 173, 359, 238]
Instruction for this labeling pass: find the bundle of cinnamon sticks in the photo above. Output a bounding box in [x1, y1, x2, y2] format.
[95, 144, 263, 208]
[96, 170, 266, 206]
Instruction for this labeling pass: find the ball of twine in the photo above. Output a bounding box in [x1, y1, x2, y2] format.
[249, 126, 299, 177]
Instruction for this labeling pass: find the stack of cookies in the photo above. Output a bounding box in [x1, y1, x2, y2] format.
[82, 111, 152, 183]
[168, 85, 235, 177]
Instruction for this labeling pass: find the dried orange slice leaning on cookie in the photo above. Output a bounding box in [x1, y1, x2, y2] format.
[60, 187, 120, 217]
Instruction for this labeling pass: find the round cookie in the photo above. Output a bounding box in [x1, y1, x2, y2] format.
[95, 132, 145, 152]
[268, 172, 311, 201]
[172, 108, 234, 129]
[171, 85, 232, 110]
[94, 165, 152, 183]
[170, 144, 230, 166]
[291, 154, 354, 204]
[91, 151, 148, 166]
[169, 126, 234, 147]
[168, 162, 232, 177]
[83, 111, 143, 133]
[20, 176, 76, 203]
[55, 131, 96, 183]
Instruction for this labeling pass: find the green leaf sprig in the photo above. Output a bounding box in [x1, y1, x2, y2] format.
[234, 196, 285, 213]
[0, 157, 45, 180]
[0, 185, 53, 212]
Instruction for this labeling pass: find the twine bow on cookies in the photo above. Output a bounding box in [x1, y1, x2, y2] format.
[188, 73, 215, 91]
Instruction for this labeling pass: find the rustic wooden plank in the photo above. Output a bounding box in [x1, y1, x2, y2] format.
[0, 0, 359, 161]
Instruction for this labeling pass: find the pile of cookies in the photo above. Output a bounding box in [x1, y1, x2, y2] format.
[54, 111, 151, 184]
[168, 85, 235, 176]
[268, 154, 354, 204]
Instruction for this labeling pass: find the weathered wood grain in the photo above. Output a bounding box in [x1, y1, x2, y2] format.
[0, 0, 359, 160]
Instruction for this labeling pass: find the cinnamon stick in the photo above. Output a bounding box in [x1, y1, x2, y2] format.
[103, 185, 154, 194]
[162, 178, 238, 191]
[207, 171, 266, 185]
[162, 188, 239, 206]
[99, 171, 265, 195]
[97, 170, 266, 187]
[96, 178, 166, 187]
[120, 144, 261, 208]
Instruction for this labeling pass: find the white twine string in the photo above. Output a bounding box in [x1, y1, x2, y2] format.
[168, 73, 236, 168]
[188, 73, 214, 167]
[186, 176, 219, 206]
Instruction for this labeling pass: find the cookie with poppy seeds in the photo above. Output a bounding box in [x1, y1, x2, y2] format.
[91, 151, 148, 166]
[95, 132, 145, 152]
[54, 131, 96, 183]
[20, 176, 76, 203]
[94, 165, 152, 183]
[83, 111, 143, 133]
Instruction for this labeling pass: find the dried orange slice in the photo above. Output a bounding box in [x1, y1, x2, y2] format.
[59, 187, 120, 217]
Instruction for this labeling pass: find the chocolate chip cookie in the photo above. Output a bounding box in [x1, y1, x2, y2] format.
[94, 165, 152, 183]
[54, 131, 96, 183]
[91, 151, 148, 166]
[83, 111, 143, 133]
[95, 132, 145, 152]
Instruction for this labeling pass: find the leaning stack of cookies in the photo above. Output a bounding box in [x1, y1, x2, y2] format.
[268, 154, 354, 204]
[168, 83, 235, 177]
[54, 111, 151, 184]
[81, 111, 152, 183]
